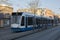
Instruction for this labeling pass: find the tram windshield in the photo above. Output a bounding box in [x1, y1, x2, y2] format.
[11, 16, 20, 24]
[11, 12, 22, 24]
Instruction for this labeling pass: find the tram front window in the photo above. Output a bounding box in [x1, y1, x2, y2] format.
[11, 12, 22, 24]
[11, 12, 22, 28]
[11, 16, 20, 24]
[11, 16, 21, 28]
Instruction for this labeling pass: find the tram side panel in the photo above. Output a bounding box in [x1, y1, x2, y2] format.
[11, 12, 55, 32]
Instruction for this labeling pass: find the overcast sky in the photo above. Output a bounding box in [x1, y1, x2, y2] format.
[7, 0, 60, 14]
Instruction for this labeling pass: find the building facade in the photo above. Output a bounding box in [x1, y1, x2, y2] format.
[0, 4, 13, 27]
[0, 4, 13, 15]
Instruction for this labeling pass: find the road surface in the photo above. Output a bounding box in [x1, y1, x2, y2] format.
[16, 26, 60, 40]
[0, 25, 60, 40]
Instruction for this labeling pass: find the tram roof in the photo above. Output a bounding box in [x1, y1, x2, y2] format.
[12, 12, 54, 20]
[22, 12, 54, 20]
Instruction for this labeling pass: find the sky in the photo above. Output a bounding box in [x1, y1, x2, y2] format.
[6, 0, 60, 14]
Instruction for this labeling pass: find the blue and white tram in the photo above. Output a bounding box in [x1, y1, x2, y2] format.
[11, 12, 54, 32]
[11, 12, 34, 32]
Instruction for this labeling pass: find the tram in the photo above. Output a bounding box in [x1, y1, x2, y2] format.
[11, 12, 55, 32]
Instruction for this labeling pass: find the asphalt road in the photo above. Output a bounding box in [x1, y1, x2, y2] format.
[0, 27, 41, 40]
[0, 25, 60, 40]
[16, 26, 60, 40]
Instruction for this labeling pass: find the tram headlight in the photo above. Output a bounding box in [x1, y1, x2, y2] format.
[11, 24, 19, 28]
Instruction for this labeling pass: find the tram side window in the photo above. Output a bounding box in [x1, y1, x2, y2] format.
[46, 19, 49, 24]
[40, 18, 44, 24]
[45, 19, 47, 24]
[36, 18, 37, 24]
[21, 16, 24, 26]
[44, 19, 48, 24]
[40, 18, 45, 24]
[27, 17, 33, 25]
[36, 18, 40, 25]
[47, 19, 52, 24]
[51, 20, 53, 23]
[48, 20, 50, 24]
